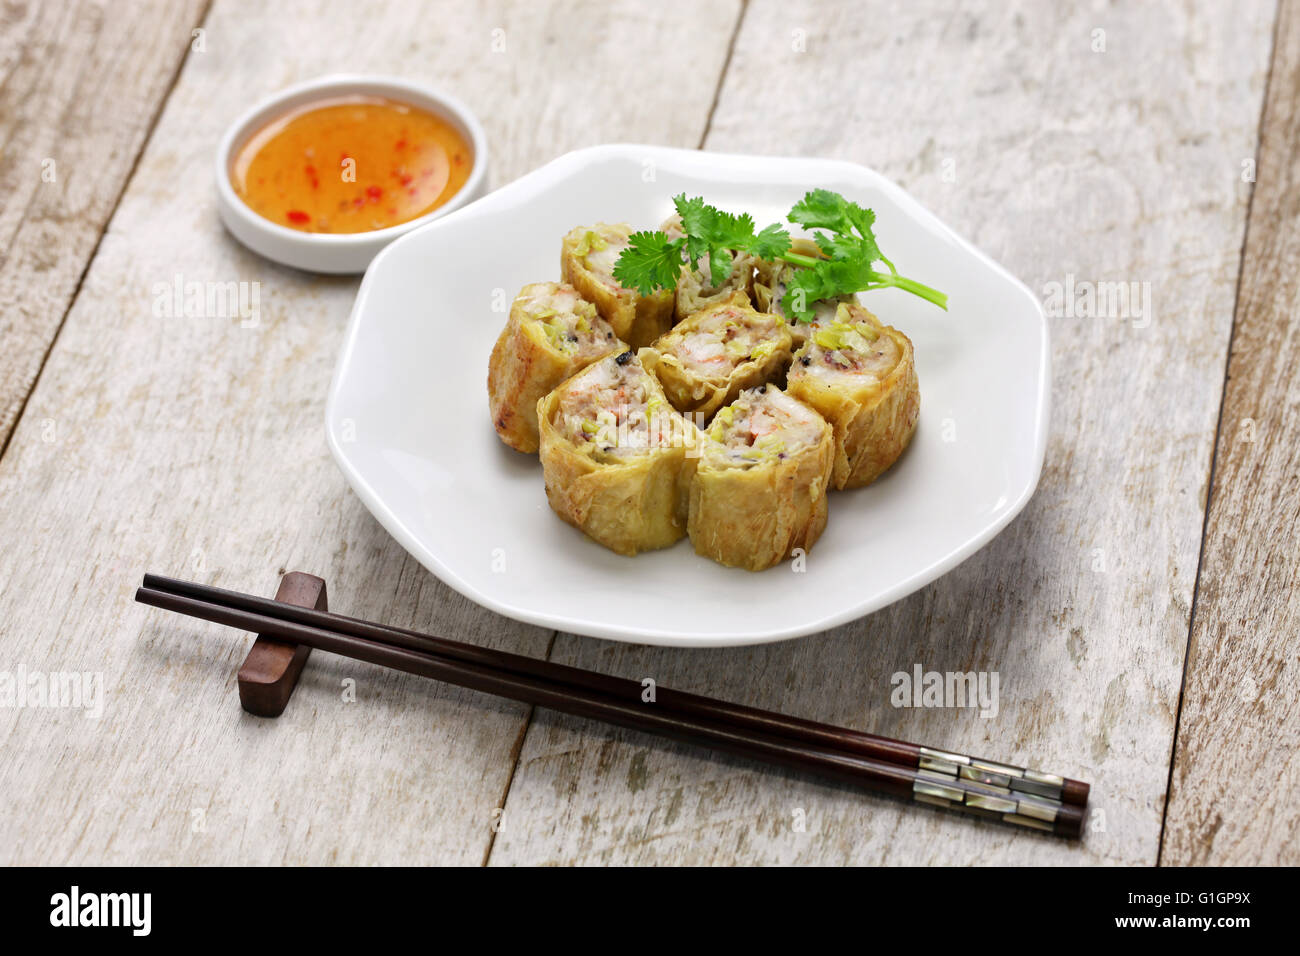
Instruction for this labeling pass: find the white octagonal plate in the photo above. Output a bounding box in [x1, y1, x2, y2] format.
[326, 144, 1049, 647]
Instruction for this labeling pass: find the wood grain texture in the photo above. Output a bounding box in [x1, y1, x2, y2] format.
[0, 0, 740, 864]
[487, 0, 1276, 865]
[0, 0, 209, 451]
[1161, 0, 1300, 866]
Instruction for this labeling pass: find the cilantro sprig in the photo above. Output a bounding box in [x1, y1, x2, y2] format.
[609, 230, 686, 298]
[614, 194, 790, 294]
[611, 190, 947, 322]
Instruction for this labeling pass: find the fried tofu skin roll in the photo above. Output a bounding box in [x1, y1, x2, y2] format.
[638, 294, 793, 421]
[488, 282, 625, 454]
[661, 214, 756, 321]
[753, 239, 852, 348]
[785, 303, 920, 490]
[689, 386, 833, 571]
[560, 223, 675, 349]
[537, 351, 697, 556]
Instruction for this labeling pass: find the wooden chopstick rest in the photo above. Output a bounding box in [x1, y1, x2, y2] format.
[236, 572, 327, 717]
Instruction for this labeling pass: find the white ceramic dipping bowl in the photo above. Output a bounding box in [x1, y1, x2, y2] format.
[214, 74, 488, 274]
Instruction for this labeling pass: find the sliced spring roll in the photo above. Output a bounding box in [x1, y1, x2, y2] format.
[660, 214, 756, 321]
[638, 293, 793, 421]
[689, 385, 834, 571]
[560, 223, 675, 349]
[537, 350, 697, 556]
[785, 302, 920, 490]
[488, 282, 625, 454]
[753, 238, 853, 348]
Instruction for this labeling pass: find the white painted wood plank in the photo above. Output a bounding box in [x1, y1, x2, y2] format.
[0, 0, 208, 448]
[1163, 0, 1300, 866]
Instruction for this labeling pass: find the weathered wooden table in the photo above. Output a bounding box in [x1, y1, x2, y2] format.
[1, 0, 1296, 865]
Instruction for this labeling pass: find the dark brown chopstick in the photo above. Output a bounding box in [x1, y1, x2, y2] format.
[136, 579, 1087, 837]
[142, 573, 1088, 807]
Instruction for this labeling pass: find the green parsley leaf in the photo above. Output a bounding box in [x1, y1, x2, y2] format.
[611, 231, 686, 296]
[782, 268, 831, 322]
[789, 189, 868, 235]
[672, 194, 714, 268]
[752, 222, 793, 261]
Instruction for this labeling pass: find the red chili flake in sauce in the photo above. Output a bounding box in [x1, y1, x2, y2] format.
[230, 96, 472, 233]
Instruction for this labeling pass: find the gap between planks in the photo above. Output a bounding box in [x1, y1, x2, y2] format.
[480, 0, 751, 867]
[696, 0, 750, 150]
[1154, 0, 1284, 867]
[0, 0, 215, 468]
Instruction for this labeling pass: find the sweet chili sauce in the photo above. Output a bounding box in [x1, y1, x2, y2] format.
[230, 95, 472, 233]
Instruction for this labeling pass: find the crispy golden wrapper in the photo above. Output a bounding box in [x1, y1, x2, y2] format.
[537, 351, 698, 556]
[639, 293, 793, 421]
[676, 252, 757, 320]
[688, 386, 834, 571]
[560, 223, 675, 349]
[488, 282, 625, 454]
[786, 303, 920, 489]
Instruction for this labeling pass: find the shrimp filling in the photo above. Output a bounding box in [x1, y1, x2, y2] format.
[658, 306, 784, 378]
[788, 304, 901, 387]
[556, 353, 683, 461]
[705, 387, 824, 466]
[519, 283, 616, 356]
[572, 224, 633, 289]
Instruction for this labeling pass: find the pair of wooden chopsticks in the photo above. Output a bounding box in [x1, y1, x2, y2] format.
[136, 573, 1089, 838]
